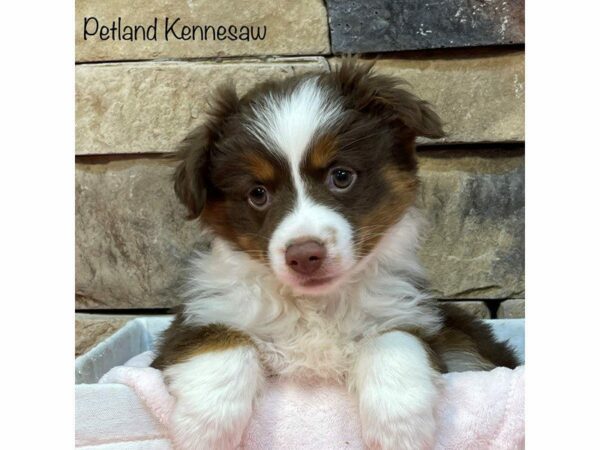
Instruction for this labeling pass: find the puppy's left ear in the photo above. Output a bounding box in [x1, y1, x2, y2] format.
[371, 79, 446, 139]
[334, 58, 446, 139]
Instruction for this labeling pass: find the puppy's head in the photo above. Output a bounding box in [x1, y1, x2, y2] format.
[174, 59, 444, 295]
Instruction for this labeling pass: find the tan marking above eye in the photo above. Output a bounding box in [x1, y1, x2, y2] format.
[244, 153, 277, 182]
[307, 134, 339, 169]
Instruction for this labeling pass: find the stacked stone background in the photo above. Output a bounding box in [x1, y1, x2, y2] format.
[75, 0, 525, 354]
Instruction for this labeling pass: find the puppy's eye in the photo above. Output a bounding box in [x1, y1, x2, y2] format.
[327, 167, 357, 192]
[247, 185, 271, 210]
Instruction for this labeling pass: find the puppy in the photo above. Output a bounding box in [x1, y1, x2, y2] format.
[152, 59, 519, 450]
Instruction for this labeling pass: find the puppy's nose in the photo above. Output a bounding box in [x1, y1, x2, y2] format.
[285, 240, 326, 275]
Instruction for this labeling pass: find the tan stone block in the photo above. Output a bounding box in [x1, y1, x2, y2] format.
[76, 0, 329, 62]
[76, 158, 201, 308]
[76, 53, 523, 155]
[76, 58, 329, 155]
[75, 314, 132, 355]
[332, 51, 524, 144]
[497, 299, 525, 318]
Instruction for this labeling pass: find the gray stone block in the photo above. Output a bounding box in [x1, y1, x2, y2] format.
[418, 148, 524, 299]
[326, 0, 524, 53]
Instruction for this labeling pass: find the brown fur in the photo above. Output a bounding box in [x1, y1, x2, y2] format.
[172, 83, 241, 220]
[306, 134, 339, 169]
[354, 166, 419, 255]
[328, 58, 445, 140]
[151, 311, 252, 370]
[244, 152, 277, 182]
[427, 303, 520, 373]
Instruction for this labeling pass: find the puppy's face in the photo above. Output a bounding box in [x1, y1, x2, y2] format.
[174, 61, 443, 295]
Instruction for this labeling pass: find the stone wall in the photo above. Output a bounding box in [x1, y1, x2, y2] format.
[75, 0, 524, 348]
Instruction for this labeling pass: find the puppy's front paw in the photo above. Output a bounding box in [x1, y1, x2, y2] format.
[164, 346, 264, 450]
[353, 331, 441, 450]
[360, 400, 437, 450]
[169, 402, 248, 450]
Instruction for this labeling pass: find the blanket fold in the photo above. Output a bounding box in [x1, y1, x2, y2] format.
[96, 351, 524, 450]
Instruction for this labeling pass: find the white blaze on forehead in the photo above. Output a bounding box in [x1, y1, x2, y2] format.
[247, 77, 354, 292]
[245, 77, 343, 169]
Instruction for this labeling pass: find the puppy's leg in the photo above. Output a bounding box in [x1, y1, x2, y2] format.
[430, 302, 520, 371]
[352, 331, 440, 450]
[164, 345, 264, 450]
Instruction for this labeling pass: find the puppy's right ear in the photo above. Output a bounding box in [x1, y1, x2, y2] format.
[172, 85, 239, 219]
[173, 125, 211, 219]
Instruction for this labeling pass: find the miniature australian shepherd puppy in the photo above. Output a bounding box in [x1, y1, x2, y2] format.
[151, 59, 518, 450]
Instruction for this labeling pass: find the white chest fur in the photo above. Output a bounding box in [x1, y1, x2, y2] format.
[181, 212, 442, 383]
[253, 306, 361, 382]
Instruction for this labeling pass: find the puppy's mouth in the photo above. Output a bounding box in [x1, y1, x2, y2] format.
[284, 269, 347, 294]
[269, 239, 354, 294]
[298, 274, 338, 288]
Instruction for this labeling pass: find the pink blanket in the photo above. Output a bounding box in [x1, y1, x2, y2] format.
[99, 351, 524, 450]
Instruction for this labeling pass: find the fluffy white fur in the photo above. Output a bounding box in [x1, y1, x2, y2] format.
[351, 331, 441, 450]
[245, 77, 343, 169]
[164, 346, 264, 450]
[182, 208, 440, 382]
